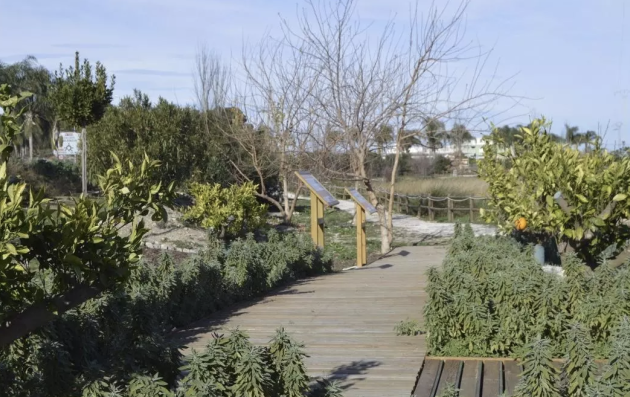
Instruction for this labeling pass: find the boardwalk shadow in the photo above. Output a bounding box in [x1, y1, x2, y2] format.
[324, 360, 382, 390]
[169, 275, 332, 350]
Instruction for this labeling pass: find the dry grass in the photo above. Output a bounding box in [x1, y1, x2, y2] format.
[375, 176, 488, 198]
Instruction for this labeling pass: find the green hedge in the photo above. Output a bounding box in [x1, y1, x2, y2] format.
[425, 224, 630, 359]
[0, 230, 333, 397]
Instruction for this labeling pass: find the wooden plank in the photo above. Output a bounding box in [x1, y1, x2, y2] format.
[435, 360, 463, 396]
[482, 360, 501, 397]
[459, 360, 481, 397]
[413, 359, 442, 397]
[502, 360, 521, 396]
[173, 245, 447, 397]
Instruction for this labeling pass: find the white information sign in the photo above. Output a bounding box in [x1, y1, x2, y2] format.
[57, 132, 80, 157]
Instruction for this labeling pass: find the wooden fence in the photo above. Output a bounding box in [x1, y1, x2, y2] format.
[324, 184, 489, 223]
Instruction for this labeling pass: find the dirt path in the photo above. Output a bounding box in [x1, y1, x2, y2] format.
[333, 199, 496, 243]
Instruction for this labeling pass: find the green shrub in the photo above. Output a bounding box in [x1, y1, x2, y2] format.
[184, 181, 268, 239]
[0, 231, 333, 396]
[512, 320, 630, 397]
[425, 225, 630, 358]
[394, 318, 424, 336]
[7, 158, 81, 196]
[479, 118, 630, 265]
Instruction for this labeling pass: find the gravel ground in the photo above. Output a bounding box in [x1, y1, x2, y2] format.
[333, 198, 497, 241]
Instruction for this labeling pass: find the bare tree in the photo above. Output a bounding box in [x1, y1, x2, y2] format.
[193, 43, 231, 114]
[237, 31, 326, 221]
[282, 0, 515, 253]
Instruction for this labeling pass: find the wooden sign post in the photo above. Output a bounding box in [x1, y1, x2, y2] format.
[295, 171, 339, 248]
[345, 188, 377, 267]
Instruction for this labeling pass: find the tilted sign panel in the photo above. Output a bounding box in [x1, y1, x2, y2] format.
[295, 171, 339, 206]
[347, 188, 377, 214]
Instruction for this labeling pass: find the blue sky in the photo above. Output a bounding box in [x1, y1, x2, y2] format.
[1, 0, 630, 148]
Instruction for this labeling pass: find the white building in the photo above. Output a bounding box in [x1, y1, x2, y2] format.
[384, 136, 487, 160]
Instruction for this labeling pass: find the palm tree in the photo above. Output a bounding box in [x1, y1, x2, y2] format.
[0, 56, 52, 160]
[423, 118, 446, 153]
[375, 124, 394, 156]
[581, 130, 598, 152]
[564, 124, 582, 149]
[448, 123, 473, 158]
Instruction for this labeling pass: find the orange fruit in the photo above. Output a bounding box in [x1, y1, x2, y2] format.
[515, 217, 527, 231]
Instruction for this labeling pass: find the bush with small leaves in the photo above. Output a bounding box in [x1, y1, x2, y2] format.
[1, 228, 333, 396]
[394, 318, 424, 336]
[436, 383, 459, 397]
[183, 181, 268, 239]
[425, 225, 630, 358]
[563, 323, 597, 397]
[310, 379, 345, 397]
[515, 338, 561, 397]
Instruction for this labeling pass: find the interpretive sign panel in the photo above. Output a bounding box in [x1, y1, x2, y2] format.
[295, 171, 339, 207]
[57, 132, 80, 157]
[346, 188, 377, 214]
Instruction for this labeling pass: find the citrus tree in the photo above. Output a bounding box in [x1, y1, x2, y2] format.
[0, 84, 174, 347]
[479, 118, 630, 265]
[50, 52, 115, 194]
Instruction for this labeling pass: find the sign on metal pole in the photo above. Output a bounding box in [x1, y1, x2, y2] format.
[345, 188, 377, 267]
[295, 171, 339, 248]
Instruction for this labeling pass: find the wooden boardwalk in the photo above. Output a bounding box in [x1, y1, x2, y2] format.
[173, 246, 446, 397]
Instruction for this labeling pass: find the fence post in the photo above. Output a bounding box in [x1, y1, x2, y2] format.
[469, 198, 474, 222]
[418, 198, 422, 219]
[447, 196, 453, 222]
[429, 198, 434, 221]
[404, 196, 410, 214]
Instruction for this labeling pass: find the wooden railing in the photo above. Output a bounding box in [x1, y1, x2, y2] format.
[324, 184, 490, 223]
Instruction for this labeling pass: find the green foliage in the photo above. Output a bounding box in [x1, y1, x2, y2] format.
[0, 230, 332, 396]
[479, 118, 630, 264]
[269, 328, 310, 397]
[0, 86, 174, 344]
[178, 328, 309, 397]
[87, 91, 235, 187]
[394, 318, 424, 336]
[424, 226, 630, 358]
[563, 323, 597, 396]
[310, 379, 345, 397]
[596, 317, 630, 395]
[184, 181, 268, 238]
[436, 383, 459, 397]
[50, 52, 114, 128]
[515, 338, 561, 397]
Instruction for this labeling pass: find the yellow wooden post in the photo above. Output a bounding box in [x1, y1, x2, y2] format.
[310, 191, 319, 247]
[356, 203, 367, 267]
[316, 195, 325, 248]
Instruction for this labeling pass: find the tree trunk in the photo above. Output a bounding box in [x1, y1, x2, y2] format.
[359, 156, 390, 254]
[25, 111, 34, 161]
[0, 283, 103, 348]
[386, 144, 402, 245]
[81, 127, 87, 195]
[29, 134, 33, 161]
[285, 185, 303, 223]
[282, 174, 290, 216]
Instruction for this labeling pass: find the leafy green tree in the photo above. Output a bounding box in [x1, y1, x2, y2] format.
[50, 52, 115, 194]
[479, 118, 630, 266]
[0, 84, 174, 347]
[0, 56, 53, 160]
